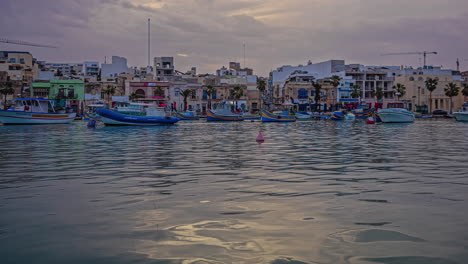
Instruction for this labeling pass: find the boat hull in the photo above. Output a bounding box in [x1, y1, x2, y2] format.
[96, 108, 179, 126]
[0, 110, 76, 124]
[206, 110, 244, 121]
[353, 108, 376, 119]
[330, 111, 344, 121]
[174, 112, 199, 120]
[378, 109, 415, 123]
[260, 109, 296, 122]
[454, 112, 468, 122]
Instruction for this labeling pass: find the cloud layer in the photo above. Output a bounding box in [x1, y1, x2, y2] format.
[1, 0, 468, 75]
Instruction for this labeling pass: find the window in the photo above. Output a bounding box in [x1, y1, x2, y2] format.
[409, 77, 415, 81]
[418, 77, 424, 81]
[9, 58, 16, 63]
[19, 58, 25, 64]
[298, 88, 308, 99]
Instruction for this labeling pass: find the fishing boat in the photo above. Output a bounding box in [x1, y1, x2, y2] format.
[206, 103, 244, 121]
[260, 109, 296, 122]
[174, 110, 199, 120]
[353, 108, 376, 119]
[295, 111, 312, 121]
[243, 112, 261, 120]
[83, 103, 105, 120]
[377, 103, 415, 123]
[454, 103, 468, 122]
[96, 106, 179, 126]
[330, 111, 345, 120]
[0, 98, 76, 125]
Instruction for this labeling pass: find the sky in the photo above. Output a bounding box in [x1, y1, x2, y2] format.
[1, 0, 468, 76]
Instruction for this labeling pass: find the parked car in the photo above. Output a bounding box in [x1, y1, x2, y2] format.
[432, 109, 448, 116]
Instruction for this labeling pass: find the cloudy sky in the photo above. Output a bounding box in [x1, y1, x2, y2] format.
[1, 0, 468, 76]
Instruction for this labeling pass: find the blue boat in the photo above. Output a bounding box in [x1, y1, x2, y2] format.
[353, 108, 376, 119]
[174, 111, 199, 120]
[96, 108, 179, 126]
[330, 111, 345, 120]
[260, 109, 296, 122]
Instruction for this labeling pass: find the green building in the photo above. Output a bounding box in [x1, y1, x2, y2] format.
[31, 80, 85, 113]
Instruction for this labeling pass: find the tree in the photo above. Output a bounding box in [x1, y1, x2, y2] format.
[179, 89, 194, 111]
[257, 79, 266, 108]
[392, 83, 406, 101]
[206, 85, 215, 109]
[370, 87, 384, 102]
[0, 81, 14, 110]
[55, 69, 63, 77]
[425, 78, 438, 113]
[230, 86, 244, 110]
[103, 85, 116, 104]
[444, 82, 460, 114]
[350, 84, 361, 99]
[461, 83, 468, 97]
[312, 82, 322, 111]
[330, 75, 341, 88]
[129, 92, 137, 102]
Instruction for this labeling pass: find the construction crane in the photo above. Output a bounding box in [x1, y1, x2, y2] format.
[381, 51, 437, 67]
[0, 38, 56, 48]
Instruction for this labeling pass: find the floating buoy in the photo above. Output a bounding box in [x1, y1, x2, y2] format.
[366, 117, 376, 124]
[87, 119, 97, 128]
[256, 131, 265, 142]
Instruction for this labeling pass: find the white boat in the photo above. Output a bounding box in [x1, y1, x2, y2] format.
[0, 98, 76, 125]
[377, 103, 415, 123]
[454, 103, 468, 122]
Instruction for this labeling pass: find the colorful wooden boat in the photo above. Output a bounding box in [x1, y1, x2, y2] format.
[0, 98, 76, 125]
[260, 109, 296, 122]
[206, 103, 244, 121]
[353, 108, 376, 119]
[96, 108, 179, 126]
[330, 111, 345, 120]
[174, 111, 199, 120]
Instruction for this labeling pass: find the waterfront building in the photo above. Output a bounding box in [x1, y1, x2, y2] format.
[42, 62, 83, 76]
[101, 56, 128, 77]
[0, 51, 40, 98]
[395, 66, 464, 112]
[31, 80, 85, 113]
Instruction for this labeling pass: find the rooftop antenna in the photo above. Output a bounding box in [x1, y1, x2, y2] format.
[147, 18, 151, 67]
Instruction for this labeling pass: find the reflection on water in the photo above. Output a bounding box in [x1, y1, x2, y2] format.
[0, 120, 467, 264]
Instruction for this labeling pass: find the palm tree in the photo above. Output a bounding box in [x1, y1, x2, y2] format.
[392, 83, 406, 101]
[461, 83, 468, 97]
[103, 85, 116, 104]
[179, 89, 193, 111]
[129, 92, 137, 102]
[206, 85, 215, 109]
[370, 87, 384, 102]
[444, 83, 460, 114]
[312, 82, 322, 111]
[350, 84, 361, 99]
[231, 86, 244, 110]
[330, 75, 341, 88]
[0, 81, 14, 110]
[425, 78, 438, 113]
[257, 79, 266, 109]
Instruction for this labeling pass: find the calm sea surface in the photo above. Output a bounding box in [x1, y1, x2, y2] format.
[1, 119, 468, 264]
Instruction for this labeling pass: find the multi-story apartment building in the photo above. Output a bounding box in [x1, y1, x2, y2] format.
[83, 61, 100, 77]
[0, 51, 40, 98]
[395, 66, 464, 112]
[102, 56, 128, 77]
[154, 57, 174, 81]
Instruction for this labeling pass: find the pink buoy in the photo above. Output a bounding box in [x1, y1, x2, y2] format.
[256, 131, 265, 142]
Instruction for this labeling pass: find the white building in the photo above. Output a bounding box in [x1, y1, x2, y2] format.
[101, 56, 128, 77]
[83, 61, 100, 77]
[154, 57, 174, 81]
